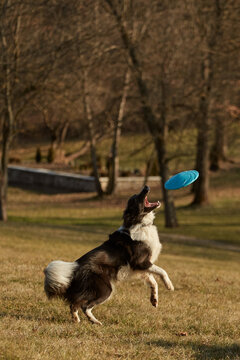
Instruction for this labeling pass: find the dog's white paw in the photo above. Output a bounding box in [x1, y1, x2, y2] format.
[92, 319, 102, 326]
[168, 282, 174, 291]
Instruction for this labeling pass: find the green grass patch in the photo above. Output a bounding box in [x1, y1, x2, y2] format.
[157, 197, 240, 245]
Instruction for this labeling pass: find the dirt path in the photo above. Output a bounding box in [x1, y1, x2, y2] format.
[160, 233, 240, 253]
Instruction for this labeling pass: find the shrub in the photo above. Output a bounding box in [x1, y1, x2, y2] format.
[47, 147, 55, 163]
[35, 147, 42, 163]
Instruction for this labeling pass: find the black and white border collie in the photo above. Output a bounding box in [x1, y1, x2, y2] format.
[44, 186, 174, 325]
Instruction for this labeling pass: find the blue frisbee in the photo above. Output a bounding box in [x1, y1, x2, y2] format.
[164, 170, 199, 190]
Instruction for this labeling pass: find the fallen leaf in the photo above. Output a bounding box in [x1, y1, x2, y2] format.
[176, 331, 188, 336]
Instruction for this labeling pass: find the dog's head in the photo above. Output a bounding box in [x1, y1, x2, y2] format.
[123, 186, 161, 228]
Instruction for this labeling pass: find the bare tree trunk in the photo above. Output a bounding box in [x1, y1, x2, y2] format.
[54, 121, 69, 163]
[106, 67, 131, 195]
[0, 115, 12, 221]
[36, 104, 69, 164]
[192, 95, 210, 205]
[155, 134, 178, 227]
[143, 147, 155, 186]
[192, 0, 222, 205]
[155, 80, 178, 227]
[0, 10, 14, 221]
[0, 87, 14, 221]
[86, 105, 104, 197]
[106, 0, 132, 195]
[192, 54, 211, 205]
[105, 0, 178, 227]
[141, 88, 178, 228]
[82, 74, 104, 197]
[209, 115, 227, 171]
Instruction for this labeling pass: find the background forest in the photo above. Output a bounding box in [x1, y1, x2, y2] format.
[0, 0, 240, 224]
[0, 2, 240, 359]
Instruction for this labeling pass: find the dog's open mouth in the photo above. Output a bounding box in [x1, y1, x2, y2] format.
[144, 196, 161, 211]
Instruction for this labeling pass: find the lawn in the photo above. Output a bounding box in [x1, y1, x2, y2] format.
[0, 185, 240, 360]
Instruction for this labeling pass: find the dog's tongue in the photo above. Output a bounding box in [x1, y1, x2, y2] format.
[144, 196, 160, 208]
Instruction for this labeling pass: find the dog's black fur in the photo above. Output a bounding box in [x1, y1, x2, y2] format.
[65, 229, 152, 312]
[44, 186, 173, 324]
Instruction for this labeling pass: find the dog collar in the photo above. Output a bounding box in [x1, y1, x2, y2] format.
[117, 227, 131, 236]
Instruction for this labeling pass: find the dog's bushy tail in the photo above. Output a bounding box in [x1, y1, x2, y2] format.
[44, 260, 78, 299]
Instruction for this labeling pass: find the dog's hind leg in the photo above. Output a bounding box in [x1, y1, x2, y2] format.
[70, 304, 80, 323]
[81, 277, 113, 325]
[147, 264, 174, 291]
[82, 306, 103, 325]
[143, 274, 158, 307]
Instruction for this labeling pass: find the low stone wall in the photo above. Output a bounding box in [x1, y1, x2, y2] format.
[8, 166, 161, 193]
[100, 176, 161, 191]
[8, 166, 96, 192]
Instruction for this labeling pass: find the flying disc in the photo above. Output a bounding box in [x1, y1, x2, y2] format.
[164, 170, 199, 190]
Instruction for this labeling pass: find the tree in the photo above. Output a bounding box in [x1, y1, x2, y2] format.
[209, 112, 227, 171]
[106, 63, 131, 195]
[34, 99, 70, 164]
[0, 0, 23, 220]
[191, 0, 223, 205]
[82, 69, 104, 197]
[66, 0, 130, 197]
[104, 0, 186, 227]
[0, 0, 74, 219]
[209, 0, 240, 171]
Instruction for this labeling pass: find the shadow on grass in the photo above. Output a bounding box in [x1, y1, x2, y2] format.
[8, 215, 120, 232]
[2, 216, 119, 247]
[9, 184, 99, 199]
[148, 339, 240, 360]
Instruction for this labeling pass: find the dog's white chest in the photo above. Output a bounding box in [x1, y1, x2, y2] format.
[130, 223, 162, 263]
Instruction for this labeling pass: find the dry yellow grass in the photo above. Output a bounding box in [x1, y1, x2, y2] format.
[0, 187, 240, 360]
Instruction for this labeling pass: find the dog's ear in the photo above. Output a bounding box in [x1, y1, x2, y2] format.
[123, 193, 147, 228]
[123, 210, 132, 228]
[123, 207, 141, 228]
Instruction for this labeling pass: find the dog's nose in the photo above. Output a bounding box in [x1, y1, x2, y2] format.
[143, 185, 150, 192]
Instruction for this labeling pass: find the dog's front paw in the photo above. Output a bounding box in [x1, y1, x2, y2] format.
[167, 281, 174, 291]
[150, 294, 158, 307]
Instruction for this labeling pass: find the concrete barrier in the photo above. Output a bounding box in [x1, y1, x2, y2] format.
[8, 165, 161, 193]
[100, 176, 161, 191]
[8, 166, 96, 192]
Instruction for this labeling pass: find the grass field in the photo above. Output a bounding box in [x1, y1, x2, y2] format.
[0, 177, 240, 360]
